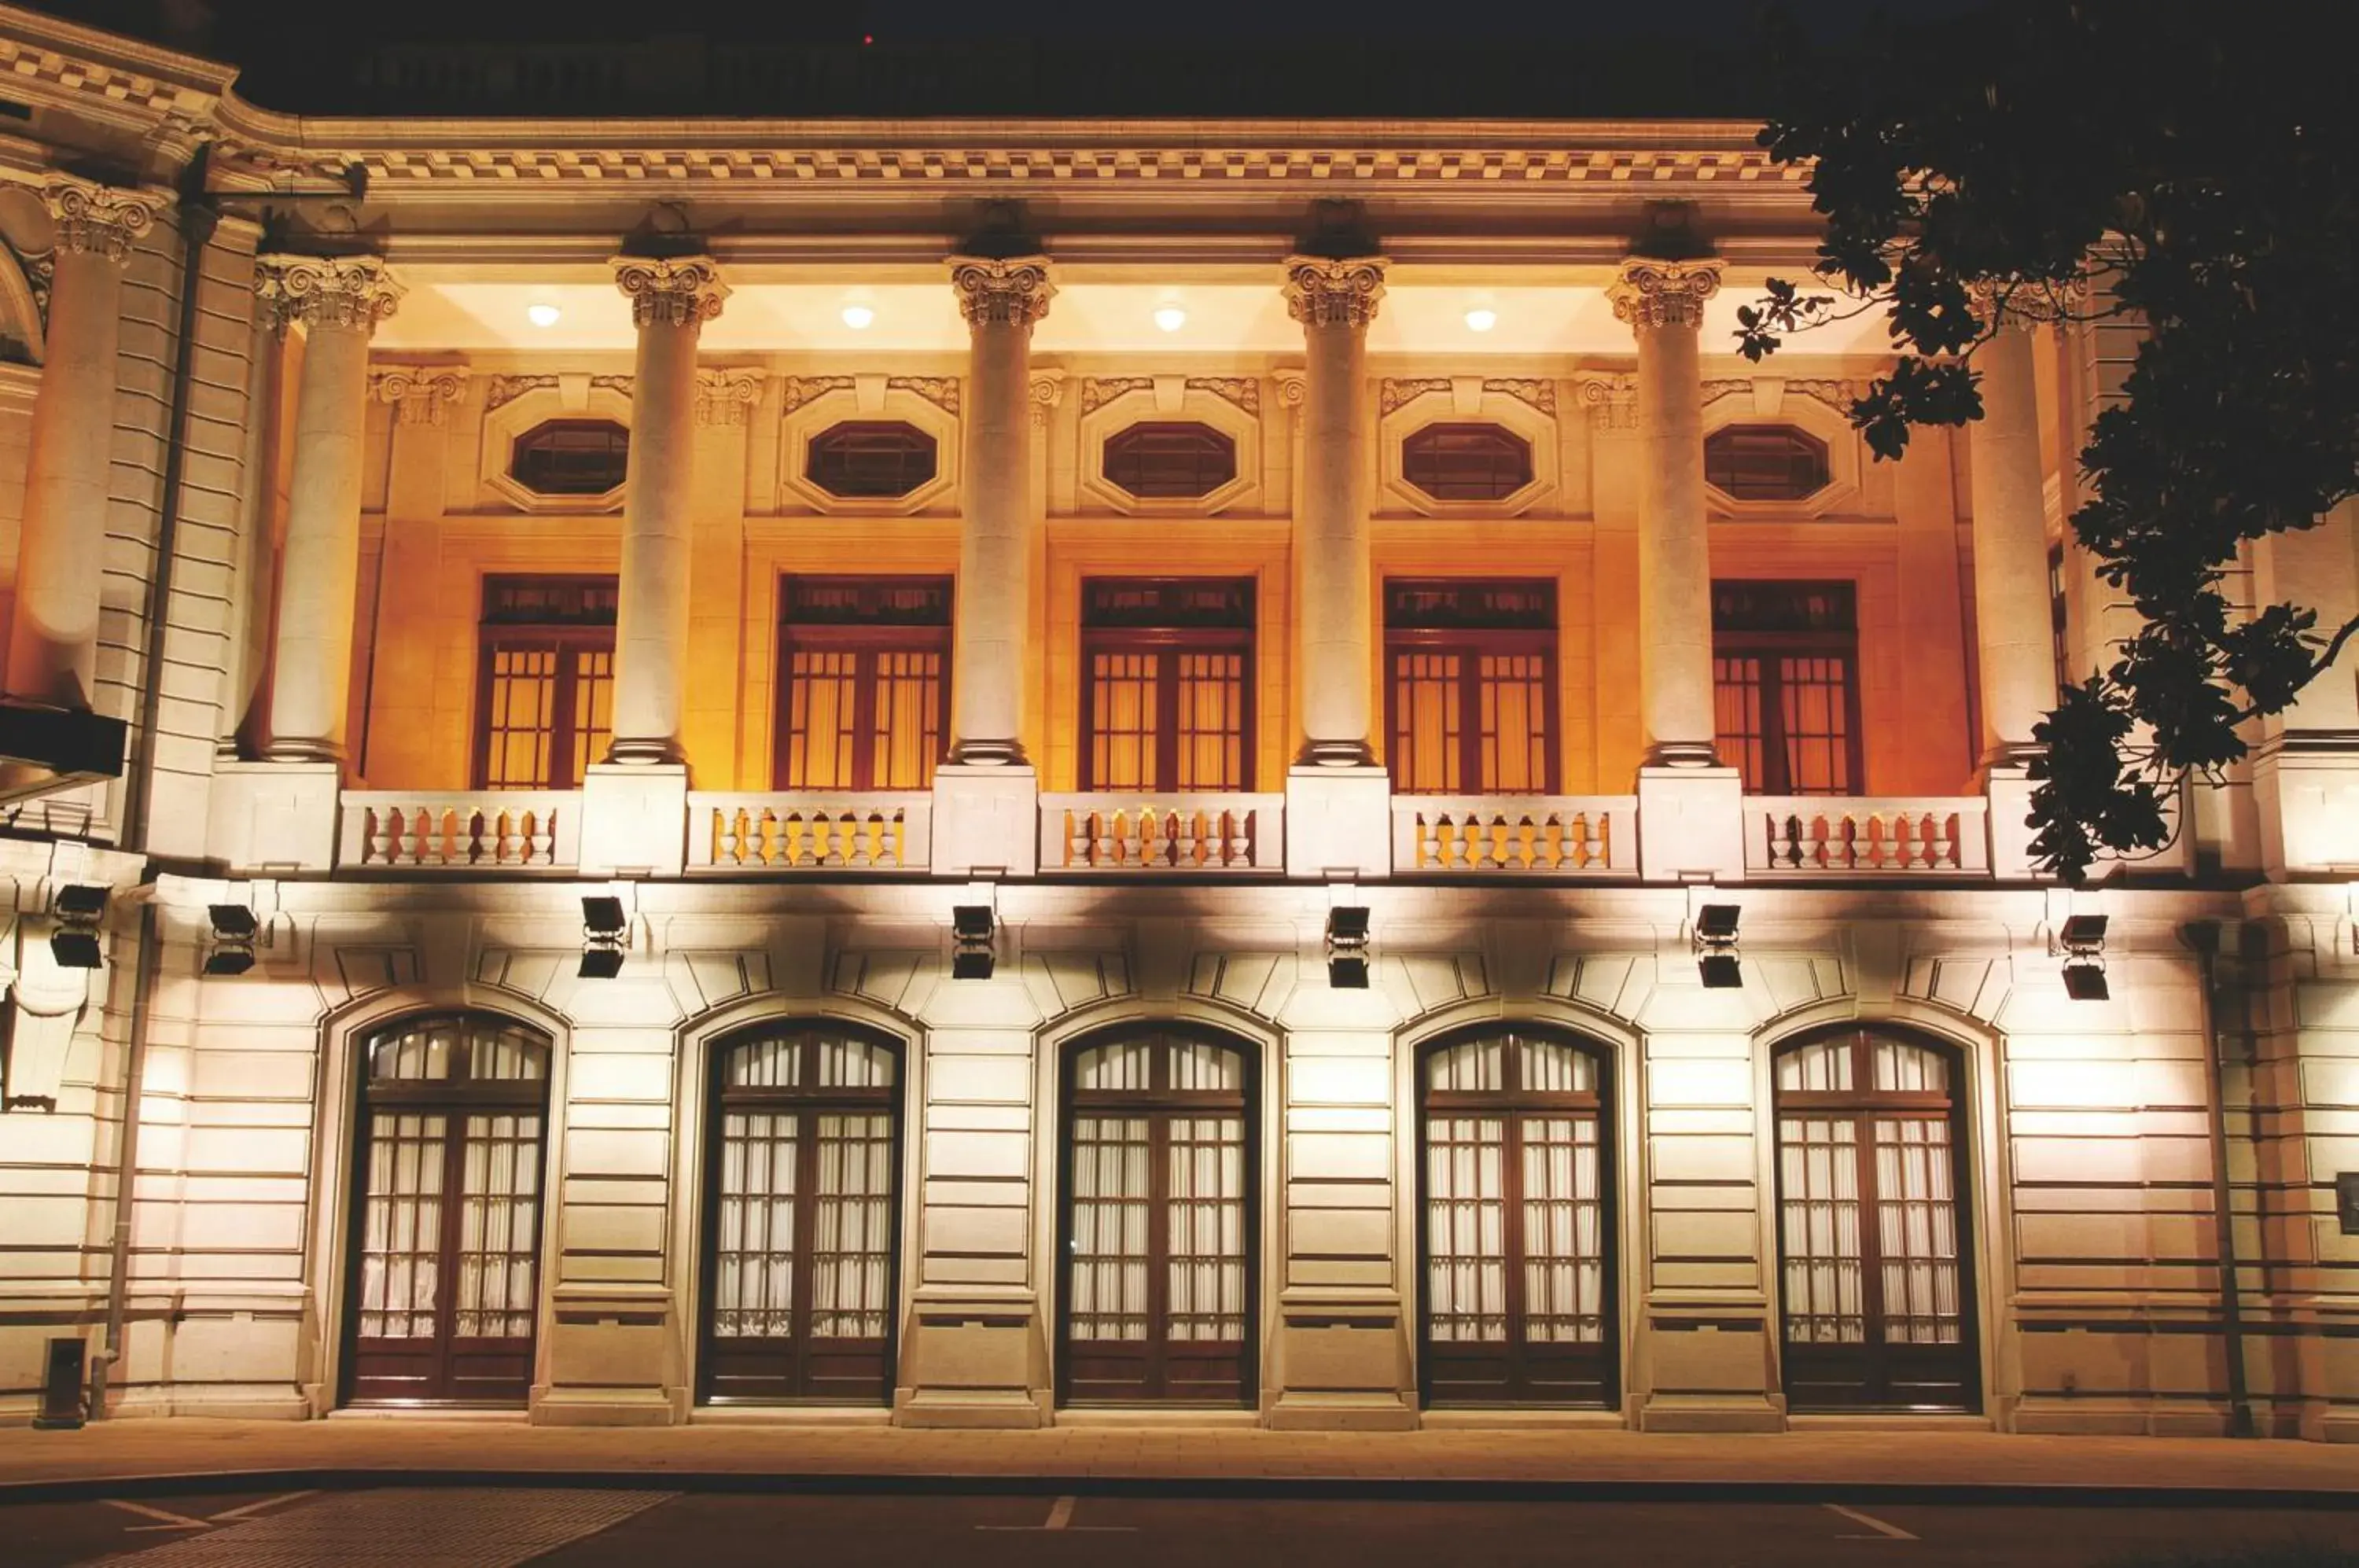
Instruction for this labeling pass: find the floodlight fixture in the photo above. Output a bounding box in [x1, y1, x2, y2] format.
[49, 883, 108, 970]
[580, 894, 629, 979]
[201, 904, 260, 977]
[1692, 901, 1743, 988]
[2062, 963, 2111, 1002]
[2058, 912, 2109, 1002]
[1695, 904, 1741, 943]
[952, 904, 996, 981]
[1326, 904, 1372, 989]
[1698, 952, 1745, 990]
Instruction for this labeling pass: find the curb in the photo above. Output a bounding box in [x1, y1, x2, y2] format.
[4, 1469, 2359, 1510]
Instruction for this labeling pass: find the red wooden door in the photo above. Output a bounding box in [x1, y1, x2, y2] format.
[346, 1016, 548, 1408]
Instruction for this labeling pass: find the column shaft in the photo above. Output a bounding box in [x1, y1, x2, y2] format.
[6, 186, 157, 709]
[259, 255, 399, 762]
[1285, 256, 1386, 767]
[948, 256, 1054, 765]
[605, 256, 725, 766]
[1967, 319, 2061, 763]
[1614, 258, 1722, 767]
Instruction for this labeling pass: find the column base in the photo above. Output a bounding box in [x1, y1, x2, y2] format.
[580, 763, 689, 877]
[1284, 764, 1391, 878]
[602, 738, 685, 766]
[1634, 764, 1743, 882]
[947, 738, 1029, 767]
[261, 739, 343, 766]
[1296, 738, 1378, 768]
[208, 759, 340, 873]
[1642, 739, 1720, 768]
[931, 763, 1038, 878]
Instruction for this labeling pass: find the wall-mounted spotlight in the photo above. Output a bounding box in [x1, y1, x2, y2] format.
[1326, 905, 1371, 989]
[2059, 912, 2109, 1001]
[1695, 902, 1743, 989]
[580, 895, 628, 980]
[951, 904, 996, 980]
[49, 884, 108, 970]
[202, 904, 259, 977]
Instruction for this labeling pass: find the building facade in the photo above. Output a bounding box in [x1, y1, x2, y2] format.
[1, 6, 2356, 1440]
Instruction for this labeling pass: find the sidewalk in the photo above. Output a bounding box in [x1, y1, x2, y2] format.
[2, 1419, 2356, 1504]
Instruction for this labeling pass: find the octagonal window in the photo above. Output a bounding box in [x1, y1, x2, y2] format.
[807, 421, 940, 499]
[1102, 421, 1238, 500]
[511, 418, 630, 497]
[1402, 423, 1533, 502]
[1706, 425, 1831, 502]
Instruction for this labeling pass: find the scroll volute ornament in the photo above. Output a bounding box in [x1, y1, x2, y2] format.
[1609, 257, 1723, 332]
[42, 179, 164, 264]
[948, 255, 1055, 328]
[1283, 254, 1388, 329]
[254, 253, 404, 335]
[611, 254, 729, 329]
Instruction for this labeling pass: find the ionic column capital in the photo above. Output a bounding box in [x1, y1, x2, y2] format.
[1609, 256, 1722, 333]
[41, 179, 164, 264]
[695, 367, 766, 426]
[1283, 254, 1388, 329]
[611, 253, 728, 329]
[1027, 369, 1065, 429]
[255, 253, 403, 336]
[948, 255, 1055, 329]
[370, 366, 468, 425]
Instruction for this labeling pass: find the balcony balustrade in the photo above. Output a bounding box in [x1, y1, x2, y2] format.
[342, 791, 580, 870]
[1041, 793, 1283, 871]
[1393, 796, 1636, 876]
[1746, 797, 1991, 875]
[690, 793, 930, 871]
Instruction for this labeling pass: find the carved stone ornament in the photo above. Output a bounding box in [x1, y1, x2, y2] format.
[1283, 255, 1388, 329]
[1029, 370, 1066, 423]
[1575, 372, 1639, 431]
[611, 254, 728, 329]
[1273, 369, 1308, 413]
[1966, 274, 2090, 331]
[948, 255, 1055, 329]
[1485, 377, 1557, 416]
[782, 375, 853, 415]
[485, 374, 557, 412]
[1082, 376, 1152, 415]
[370, 366, 468, 425]
[889, 375, 960, 416]
[1190, 376, 1259, 416]
[696, 368, 766, 426]
[41, 179, 163, 264]
[1380, 377, 1451, 416]
[1608, 257, 1722, 332]
[254, 253, 403, 336]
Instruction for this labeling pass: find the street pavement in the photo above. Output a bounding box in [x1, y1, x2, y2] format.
[6, 1486, 2359, 1568]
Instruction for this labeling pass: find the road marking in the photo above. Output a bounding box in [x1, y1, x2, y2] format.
[976, 1495, 1138, 1533]
[100, 1499, 211, 1529]
[210, 1490, 319, 1522]
[1824, 1503, 1919, 1541]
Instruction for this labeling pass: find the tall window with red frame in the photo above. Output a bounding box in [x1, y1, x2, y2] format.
[1385, 580, 1559, 795]
[473, 576, 617, 790]
[1711, 580, 1864, 796]
[776, 576, 951, 790]
[1080, 579, 1254, 793]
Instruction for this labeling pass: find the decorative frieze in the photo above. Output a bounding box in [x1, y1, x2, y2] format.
[1189, 377, 1260, 417]
[1283, 254, 1387, 329]
[782, 375, 854, 416]
[484, 373, 631, 412]
[695, 368, 766, 426]
[40, 179, 163, 264]
[1608, 257, 1722, 332]
[253, 253, 403, 336]
[370, 366, 468, 425]
[948, 255, 1055, 328]
[1380, 377, 1450, 416]
[1081, 377, 1152, 414]
[611, 253, 727, 329]
[889, 375, 959, 416]
[1483, 378, 1557, 416]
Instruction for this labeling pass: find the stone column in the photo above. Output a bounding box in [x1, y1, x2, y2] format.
[1283, 254, 1386, 767]
[946, 254, 1054, 766]
[1611, 256, 1723, 767]
[606, 254, 727, 766]
[1613, 258, 1743, 881]
[4, 182, 161, 710]
[257, 255, 401, 763]
[1965, 299, 2061, 767]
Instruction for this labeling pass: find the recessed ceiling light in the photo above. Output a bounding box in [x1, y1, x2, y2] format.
[1464, 307, 1498, 333]
[1153, 306, 1187, 333]
[526, 303, 561, 328]
[841, 304, 876, 329]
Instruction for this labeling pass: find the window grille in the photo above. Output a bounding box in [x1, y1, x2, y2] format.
[1401, 422, 1533, 502]
[1103, 421, 1238, 499]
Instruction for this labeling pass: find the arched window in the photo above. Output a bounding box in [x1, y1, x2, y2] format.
[1401, 422, 1533, 502]
[346, 1014, 550, 1408]
[806, 421, 938, 499]
[510, 418, 630, 497]
[1102, 421, 1238, 499]
[1059, 1027, 1257, 1406]
[1773, 1027, 1978, 1412]
[700, 1024, 903, 1405]
[1418, 1028, 1614, 1407]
